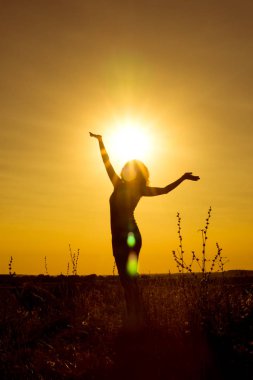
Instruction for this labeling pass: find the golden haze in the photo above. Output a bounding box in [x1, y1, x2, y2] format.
[0, 1, 252, 274]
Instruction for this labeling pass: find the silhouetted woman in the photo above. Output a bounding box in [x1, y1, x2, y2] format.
[90, 132, 199, 325]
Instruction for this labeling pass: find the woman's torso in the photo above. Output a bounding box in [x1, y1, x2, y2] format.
[109, 181, 141, 236]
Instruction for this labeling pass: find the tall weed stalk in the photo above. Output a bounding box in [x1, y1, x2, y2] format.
[69, 244, 80, 276]
[172, 207, 229, 333]
[172, 207, 227, 281]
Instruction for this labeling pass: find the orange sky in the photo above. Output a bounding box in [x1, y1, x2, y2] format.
[0, 0, 252, 275]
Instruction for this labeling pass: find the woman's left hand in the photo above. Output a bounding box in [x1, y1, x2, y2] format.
[183, 172, 200, 181]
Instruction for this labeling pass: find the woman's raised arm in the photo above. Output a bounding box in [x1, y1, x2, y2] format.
[142, 172, 200, 196]
[90, 132, 120, 186]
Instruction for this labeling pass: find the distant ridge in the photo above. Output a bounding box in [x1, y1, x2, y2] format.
[0, 270, 252, 279]
[141, 270, 253, 278]
[223, 269, 253, 277]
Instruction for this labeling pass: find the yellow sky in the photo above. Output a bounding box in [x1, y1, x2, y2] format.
[0, 0, 252, 274]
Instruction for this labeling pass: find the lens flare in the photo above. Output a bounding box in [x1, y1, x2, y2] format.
[127, 252, 138, 276]
[127, 232, 136, 248]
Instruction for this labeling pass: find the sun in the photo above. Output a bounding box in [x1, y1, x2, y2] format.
[107, 117, 152, 166]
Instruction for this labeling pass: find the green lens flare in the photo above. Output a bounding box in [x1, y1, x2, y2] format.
[127, 232, 136, 248]
[127, 252, 138, 276]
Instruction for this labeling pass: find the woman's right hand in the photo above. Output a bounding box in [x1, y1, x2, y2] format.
[89, 132, 102, 140]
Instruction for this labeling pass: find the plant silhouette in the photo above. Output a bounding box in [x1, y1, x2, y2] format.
[90, 132, 200, 326]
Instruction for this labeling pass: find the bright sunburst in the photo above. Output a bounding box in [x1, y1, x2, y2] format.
[108, 117, 152, 166]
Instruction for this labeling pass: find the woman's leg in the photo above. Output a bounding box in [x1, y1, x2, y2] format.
[114, 247, 143, 325]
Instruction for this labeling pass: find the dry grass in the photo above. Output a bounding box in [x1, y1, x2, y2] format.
[0, 273, 252, 379]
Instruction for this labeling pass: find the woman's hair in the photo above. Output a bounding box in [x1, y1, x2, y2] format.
[120, 160, 149, 185]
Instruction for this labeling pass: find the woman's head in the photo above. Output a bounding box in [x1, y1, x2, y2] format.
[121, 160, 149, 186]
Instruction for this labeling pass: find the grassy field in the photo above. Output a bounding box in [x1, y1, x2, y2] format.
[0, 272, 252, 379]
